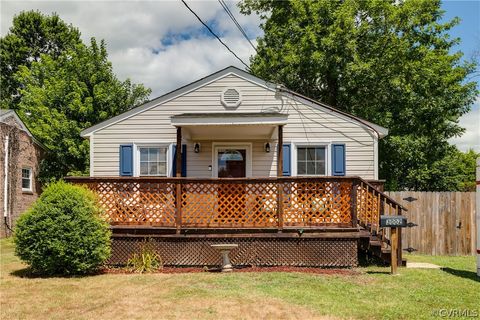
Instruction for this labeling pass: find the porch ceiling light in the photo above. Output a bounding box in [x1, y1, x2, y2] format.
[264, 142, 271, 153]
[194, 143, 200, 153]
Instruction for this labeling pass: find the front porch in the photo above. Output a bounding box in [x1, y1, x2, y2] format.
[67, 176, 404, 267]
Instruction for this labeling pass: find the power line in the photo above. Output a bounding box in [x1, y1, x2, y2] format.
[181, 0, 251, 71]
[183, 0, 375, 144]
[285, 93, 376, 146]
[217, 0, 257, 53]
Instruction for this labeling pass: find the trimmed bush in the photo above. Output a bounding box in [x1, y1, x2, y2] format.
[14, 181, 111, 275]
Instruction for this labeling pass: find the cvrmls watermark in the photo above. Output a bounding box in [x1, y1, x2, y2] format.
[432, 309, 479, 318]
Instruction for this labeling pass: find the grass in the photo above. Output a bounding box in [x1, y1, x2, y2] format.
[1, 238, 478, 320]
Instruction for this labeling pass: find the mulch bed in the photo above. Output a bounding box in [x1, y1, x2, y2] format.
[102, 266, 359, 275]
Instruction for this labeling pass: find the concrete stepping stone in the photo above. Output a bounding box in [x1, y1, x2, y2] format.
[406, 262, 442, 269]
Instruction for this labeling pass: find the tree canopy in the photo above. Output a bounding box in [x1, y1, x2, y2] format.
[0, 10, 82, 110]
[240, 0, 478, 190]
[1, 11, 151, 180]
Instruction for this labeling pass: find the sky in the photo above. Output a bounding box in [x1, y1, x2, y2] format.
[1, 0, 478, 152]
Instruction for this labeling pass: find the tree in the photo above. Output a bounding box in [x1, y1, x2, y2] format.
[240, 0, 478, 190]
[14, 38, 151, 180]
[428, 149, 479, 191]
[0, 10, 82, 110]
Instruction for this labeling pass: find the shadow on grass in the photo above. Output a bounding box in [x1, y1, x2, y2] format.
[441, 267, 479, 282]
[358, 251, 388, 268]
[10, 267, 103, 279]
[365, 270, 391, 275]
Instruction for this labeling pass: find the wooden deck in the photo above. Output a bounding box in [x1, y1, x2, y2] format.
[66, 176, 402, 229]
[67, 176, 405, 267]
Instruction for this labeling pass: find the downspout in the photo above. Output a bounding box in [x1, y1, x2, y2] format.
[3, 135, 10, 234]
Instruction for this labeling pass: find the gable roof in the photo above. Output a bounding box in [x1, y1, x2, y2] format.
[80, 66, 388, 138]
[0, 109, 46, 150]
[1, 109, 31, 133]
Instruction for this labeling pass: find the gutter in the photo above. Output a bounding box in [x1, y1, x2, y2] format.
[3, 135, 11, 235]
[3, 135, 8, 218]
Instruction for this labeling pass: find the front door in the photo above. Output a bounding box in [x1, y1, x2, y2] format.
[217, 148, 246, 178]
[214, 146, 249, 224]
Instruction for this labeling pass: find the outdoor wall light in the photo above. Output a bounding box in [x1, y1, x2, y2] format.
[194, 143, 201, 153]
[264, 142, 271, 153]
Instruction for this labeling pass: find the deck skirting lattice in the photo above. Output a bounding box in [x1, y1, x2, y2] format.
[109, 236, 358, 267]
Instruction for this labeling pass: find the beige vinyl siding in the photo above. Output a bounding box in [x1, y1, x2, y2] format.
[91, 74, 376, 179]
[186, 141, 276, 178]
[252, 141, 277, 177]
[185, 141, 211, 178]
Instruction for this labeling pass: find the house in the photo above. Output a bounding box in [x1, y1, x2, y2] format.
[1, 109, 44, 237]
[69, 66, 404, 267]
[82, 66, 387, 180]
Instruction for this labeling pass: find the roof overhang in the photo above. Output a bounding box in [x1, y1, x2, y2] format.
[171, 112, 287, 140]
[170, 112, 288, 126]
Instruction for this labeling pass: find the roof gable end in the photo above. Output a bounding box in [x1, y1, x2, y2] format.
[0, 109, 46, 149]
[80, 66, 388, 138]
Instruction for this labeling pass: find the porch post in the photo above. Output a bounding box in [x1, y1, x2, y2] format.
[176, 127, 182, 177]
[277, 125, 283, 177]
[277, 125, 284, 231]
[175, 126, 182, 234]
[351, 179, 358, 227]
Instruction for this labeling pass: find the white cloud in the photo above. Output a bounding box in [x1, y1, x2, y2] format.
[0, 0, 262, 95]
[449, 97, 480, 152]
[2, 1, 478, 154]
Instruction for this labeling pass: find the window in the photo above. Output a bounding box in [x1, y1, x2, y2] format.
[139, 147, 167, 176]
[21, 168, 32, 191]
[297, 146, 326, 175]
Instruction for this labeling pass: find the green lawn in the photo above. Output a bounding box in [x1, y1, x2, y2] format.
[1, 238, 478, 320]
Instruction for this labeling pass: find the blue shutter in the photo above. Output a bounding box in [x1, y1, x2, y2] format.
[332, 144, 346, 176]
[181, 144, 187, 177]
[172, 144, 187, 177]
[282, 144, 291, 176]
[119, 144, 133, 176]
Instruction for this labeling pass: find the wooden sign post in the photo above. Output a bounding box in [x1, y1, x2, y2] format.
[380, 215, 407, 275]
[390, 227, 398, 274]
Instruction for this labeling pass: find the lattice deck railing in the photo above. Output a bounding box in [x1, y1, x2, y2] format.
[66, 176, 404, 232]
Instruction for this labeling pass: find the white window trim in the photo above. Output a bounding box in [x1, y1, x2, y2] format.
[21, 167, 33, 192]
[89, 135, 94, 177]
[212, 142, 252, 178]
[133, 143, 170, 177]
[291, 142, 331, 177]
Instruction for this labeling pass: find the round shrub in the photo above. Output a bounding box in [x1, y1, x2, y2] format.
[14, 181, 111, 275]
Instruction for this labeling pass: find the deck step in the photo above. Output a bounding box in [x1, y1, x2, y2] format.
[364, 234, 407, 267]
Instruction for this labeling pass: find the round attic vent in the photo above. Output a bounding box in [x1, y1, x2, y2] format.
[221, 87, 242, 108]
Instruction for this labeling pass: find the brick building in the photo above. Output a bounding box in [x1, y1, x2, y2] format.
[1, 109, 44, 237]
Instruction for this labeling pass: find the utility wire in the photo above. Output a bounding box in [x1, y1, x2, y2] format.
[181, 0, 251, 71]
[183, 0, 378, 143]
[285, 93, 376, 146]
[217, 0, 258, 53]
